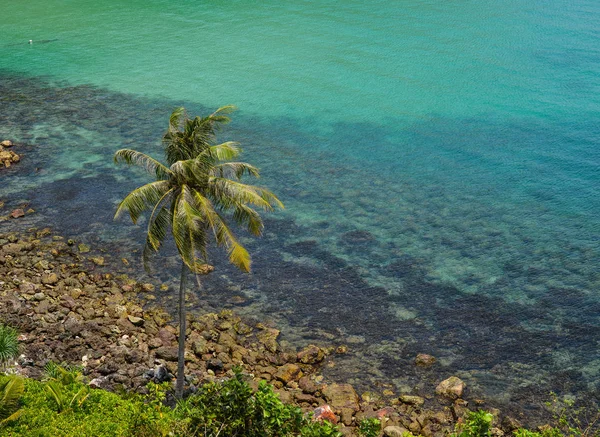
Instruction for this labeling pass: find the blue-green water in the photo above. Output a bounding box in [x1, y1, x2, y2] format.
[1, 0, 599, 411]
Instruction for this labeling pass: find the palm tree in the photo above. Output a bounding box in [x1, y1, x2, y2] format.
[114, 106, 283, 398]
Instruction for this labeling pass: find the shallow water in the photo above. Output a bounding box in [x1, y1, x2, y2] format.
[1, 0, 599, 414]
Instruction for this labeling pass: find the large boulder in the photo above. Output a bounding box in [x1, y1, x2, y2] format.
[436, 376, 465, 399]
[297, 344, 326, 364]
[322, 383, 360, 412]
[274, 363, 303, 384]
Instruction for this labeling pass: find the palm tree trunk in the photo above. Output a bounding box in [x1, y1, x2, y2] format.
[175, 261, 187, 399]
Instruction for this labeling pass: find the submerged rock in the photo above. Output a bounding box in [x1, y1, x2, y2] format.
[415, 353, 436, 367]
[436, 376, 465, 399]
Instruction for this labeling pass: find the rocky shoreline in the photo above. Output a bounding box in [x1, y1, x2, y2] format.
[0, 228, 536, 437]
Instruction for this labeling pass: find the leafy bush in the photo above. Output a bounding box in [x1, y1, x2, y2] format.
[358, 417, 381, 437]
[181, 368, 342, 436]
[514, 428, 562, 437]
[0, 366, 342, 436]
[453, 410, 494, 437]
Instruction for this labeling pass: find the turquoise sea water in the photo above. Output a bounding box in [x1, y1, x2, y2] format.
[1, 0, 599, 413]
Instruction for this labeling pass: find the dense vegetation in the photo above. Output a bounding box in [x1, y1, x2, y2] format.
[0, 366, 343, 437]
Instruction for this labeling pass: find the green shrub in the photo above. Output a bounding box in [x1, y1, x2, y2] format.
[0, 366, 342, 436]
[514, 428, 562, 437]
[358, 417, 381, 437]
[180, 368, 341, 436]
[453, 410, 494, 437]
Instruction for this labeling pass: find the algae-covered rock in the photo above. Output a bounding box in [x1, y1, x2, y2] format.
[297, 344, 326, 364]
[257, 326, 280, 353]
[415, 353, 436, 367]
[322, 383, 360, 412]
[274, 363, 303, 384]
[436, 376, 465, 399]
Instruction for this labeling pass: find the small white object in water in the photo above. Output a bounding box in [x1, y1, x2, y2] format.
[29, 40, 33, 44]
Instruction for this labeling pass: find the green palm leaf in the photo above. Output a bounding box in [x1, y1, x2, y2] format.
[114, 149, 171, 180]
[208, 177, 284, 211]
[114, 180, 172, 224]
[212, 162, 260, 179]
[0, 376, 24, 422]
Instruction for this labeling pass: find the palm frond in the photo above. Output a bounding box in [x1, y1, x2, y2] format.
[168, 107, 185, 132]
[212, 212, 251, 272]
[208, 178, 284, 211]
[172, 186, 208, 272]
[203, 142, 242, 161]
[211, 162, 260, 180]
[142, 194, 174, 274]
[114, 149, 171, 180]
[0, 376, 24, 421]
[190, 191, 250, 271]
[114, 180, 172, 224]
[232, 203, 264, 236]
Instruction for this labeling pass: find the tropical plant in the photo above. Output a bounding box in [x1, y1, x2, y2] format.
[358, 417, 381, 437]
[0, 376, 24, 428]
[114, 106, 283, 398]
[452, 410, 494, 437]
[43, 363, 90, 413]
[178, 368, 341, 437]
[0, 324, 19, 369]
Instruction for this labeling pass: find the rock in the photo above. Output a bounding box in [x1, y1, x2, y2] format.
[436, 376, 465, 399]
[32, 292, 46, 301]
[502, 416, 522, 431]
[399, 395, 425, 406]
[274, 363, 303, 384]
[90, 256, 105, 266]
[78, 243, 90, 253]
[41, 273, 59, 285]
[153, 365, 172, 383]
[297, 344, 326, 364]
[257, 327, 280, 353]
[10, 209, 25, 218]
[127, 315, 144, 326]
[384, 426, 410, 437]
[415, 353, 436, 367]
[298, 376, 319, 394]
[313, 405, 338, 424]
[1, 140, 13, 147]
[89, 377, 108, 389]
[207, 358, 224, 372]
[155, 346, 178, 362]
[322, 383, 360, 412]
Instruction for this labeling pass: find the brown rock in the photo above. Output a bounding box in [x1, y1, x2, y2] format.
[384, 426, 410, 437]
[10, 209, 25, 218]
[125, 315, 143, 326]
[257, 327, 280, 353]
[297, 344, 326, 364]
[1, 140, 13, 147]
[155, 346, 178, 362]
[274, 363, 303, 384]
[399, 395, 425, 406]
[415, 353, 436, 367]
[42, 273, 59, 285]
[322, 383, 360, 412]
[436, 376, 465, 399]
